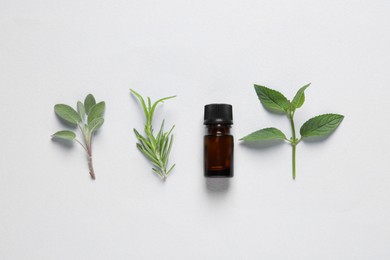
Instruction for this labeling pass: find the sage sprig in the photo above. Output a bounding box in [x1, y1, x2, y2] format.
[240, 84, 344, 179]
[52, 94, 105, 180]
[131, 89, 176, 180]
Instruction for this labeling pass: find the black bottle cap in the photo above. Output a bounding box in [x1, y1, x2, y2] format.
[204, 104, 233, 125]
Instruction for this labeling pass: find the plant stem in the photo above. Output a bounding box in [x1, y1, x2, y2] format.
[81, 125, 96, 180]
[87, 142, 95, 180]
[292, 143, 296, 180]
[288, 111, 297, 180]
[87, 152, 95, 180]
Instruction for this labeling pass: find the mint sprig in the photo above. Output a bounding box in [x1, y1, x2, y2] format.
[52, 94, 105, 180]
[131, 89, 176, 180]
[240, 84, 344, 179]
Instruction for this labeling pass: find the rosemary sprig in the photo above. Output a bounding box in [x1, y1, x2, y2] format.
[130, 89, 176, 180]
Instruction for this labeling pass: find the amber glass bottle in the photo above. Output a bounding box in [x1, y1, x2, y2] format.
[204, 104, 234, 178]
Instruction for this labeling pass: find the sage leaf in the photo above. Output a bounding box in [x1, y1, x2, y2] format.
[52, 94, 105, 180]
[88, 117, 104, 133]
[300, 114, 344, 137]
[54, 104, 80, 125]
[77, 101, 85, 121]
[88, 101, 105, 124]
[84, 94, 96, 115]
[291, 83, 310, 110]
[240, 127, 286, 141]
[52, 130, 76, 141]
[254, 84, 290, 112]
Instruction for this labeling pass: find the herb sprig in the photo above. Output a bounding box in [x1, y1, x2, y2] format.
[52, 94, 105, 180]
[131, 89, 176, 180]
[240, 84, 344, 179]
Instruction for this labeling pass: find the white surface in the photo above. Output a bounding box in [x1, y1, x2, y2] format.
[1, 0, 390, 259]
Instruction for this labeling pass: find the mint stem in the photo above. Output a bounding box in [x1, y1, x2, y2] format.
[289, 111, 297, 180]
[292, 144, 296, 180]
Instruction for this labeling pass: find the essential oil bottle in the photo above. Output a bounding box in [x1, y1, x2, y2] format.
[204, 104, 234, 178]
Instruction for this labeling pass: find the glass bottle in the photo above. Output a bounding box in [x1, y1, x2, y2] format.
[204, 104, 234, 178]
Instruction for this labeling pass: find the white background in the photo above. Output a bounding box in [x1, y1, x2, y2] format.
[1, 0, 390, 259]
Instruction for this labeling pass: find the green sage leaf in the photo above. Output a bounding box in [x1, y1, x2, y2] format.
[52, 130, 76, 141]
[291, 83, 310, 110]
[88, 117, 104, 133]
[254, 84, 290, 113]
[300, 114, 344, 137]
[88, 101, 105, 124]
[84, 94, 96, 115]
[77, 101, 85, 121]
[54, 104, 80, 125]
[240, 127, 287, 141]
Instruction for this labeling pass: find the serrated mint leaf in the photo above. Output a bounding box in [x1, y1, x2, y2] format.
[88, 117, 104, 133]
[240, 127, 286, 141]
[54, 104, 80, 125]
[77, 101, 85, 121]
[52, 130, 76, 141]
[254, 84, 290, 113]
[88, 101, 105, 124]
[84, 94, 96, 115]
[291, 83, 310, 110]
[300, 114, 344, 137]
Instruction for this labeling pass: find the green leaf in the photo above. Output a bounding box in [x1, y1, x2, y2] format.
[52, 130, 76, 141]
[88, 117, 104, 133]
[131, 89, 176, 179]
[77, 101, 85, 121]
[291, 83, 310, 110]
[300, 114, 344, 137]
[54, 104, 80, 125]
[84, 94, 96, 115]
[130, 89, 149, 120]
[88, 101, 105, 124]
[254, 85, 290, 113]
[240, 127, 287, 141]
[291, 83, 311, 110]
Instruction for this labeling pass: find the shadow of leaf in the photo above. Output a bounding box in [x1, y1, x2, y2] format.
[51, 137, 74, 150]
[239, 139, 285, 149]
[302, 128, 341, 145]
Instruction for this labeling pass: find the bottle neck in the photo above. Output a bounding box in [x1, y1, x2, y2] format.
[205, 123, 231, 135]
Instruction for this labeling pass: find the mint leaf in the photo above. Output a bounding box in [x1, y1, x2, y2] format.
[240, 127, 286, 141]
[254, 84, 290, 112]
[52, 130, 76, 141]
[54, 104, 80, 125]
[291, 83, 310, 110]
[242, 83, 344, 180]
[300, 114, 344, 137]
[84, 94, 96, 115]
[88, 101, 105, 124]
[88, 117, 104, 133]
